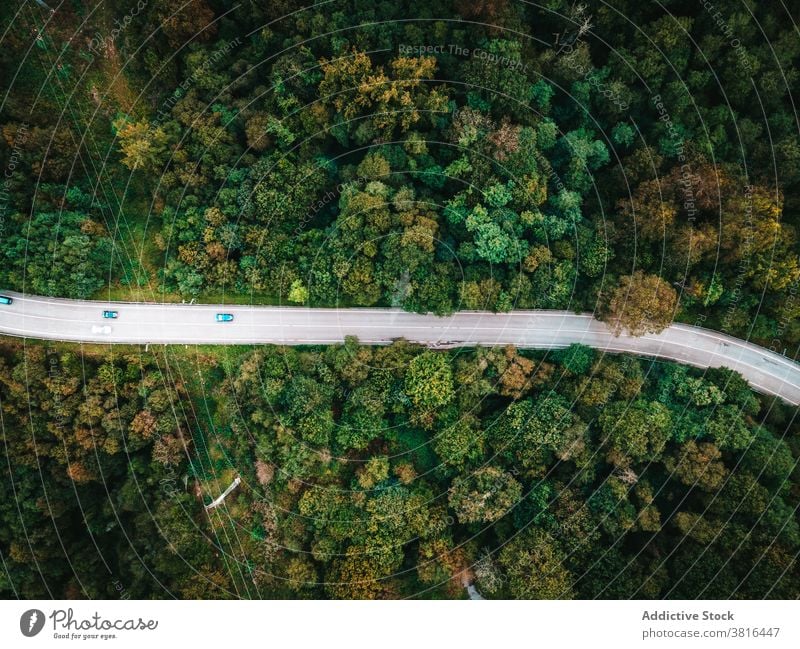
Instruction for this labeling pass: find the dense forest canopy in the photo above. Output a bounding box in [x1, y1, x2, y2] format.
[0, 339, 798, 598]
[0, 1, 799, 599]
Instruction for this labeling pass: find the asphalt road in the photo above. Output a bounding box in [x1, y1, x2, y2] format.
[0, 290, 798, 405]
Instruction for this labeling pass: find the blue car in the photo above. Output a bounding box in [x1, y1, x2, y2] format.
[215, 313, 234, 322]
[0, 295, 12, 305]
[103, 310, 118, 319]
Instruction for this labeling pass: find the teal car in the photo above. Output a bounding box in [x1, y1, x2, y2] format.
[0, 295, 12, 305]
[103, 310, 118, 319]
[215, 313, 234, 322]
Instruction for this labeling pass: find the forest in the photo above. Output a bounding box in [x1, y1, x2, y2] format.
[0, 1, 799, 342]
[0, 339, 798, 598]
[0, 0, 799, 599]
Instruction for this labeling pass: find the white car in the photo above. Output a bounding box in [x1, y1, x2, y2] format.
[91, 325, 112, 335]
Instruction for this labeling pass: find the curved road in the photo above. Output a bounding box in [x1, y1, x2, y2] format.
[0, 290, 798, 405]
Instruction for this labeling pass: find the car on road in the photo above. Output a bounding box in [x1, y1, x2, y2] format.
[91, 325, 112, 335]
[0, 295, 12, 305]
[103, 310, 118, 319]
[215, 313, 234, 322]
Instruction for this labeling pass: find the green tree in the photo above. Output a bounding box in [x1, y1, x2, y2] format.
[405, 352, 454, 409]
[599, 400, 672, 464]
[449, 466, 522, 524]
[498, 529, 574, 598]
